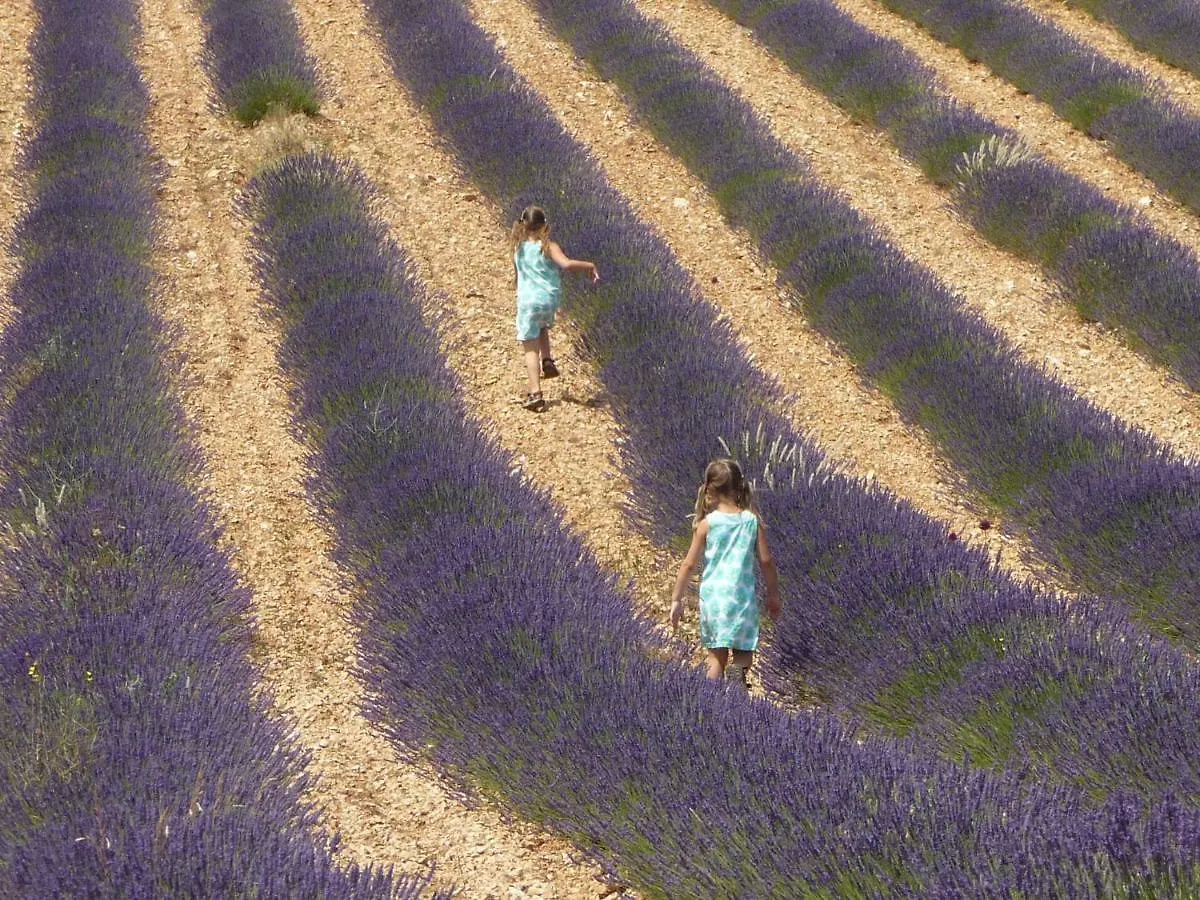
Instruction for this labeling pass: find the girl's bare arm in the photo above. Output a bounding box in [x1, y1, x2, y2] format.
[547, 240, 600, 282]
[670, 521, 708, 624]
[757, 527, 782, 621]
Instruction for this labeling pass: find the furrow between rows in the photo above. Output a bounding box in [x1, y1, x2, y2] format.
[578, 0, 1200, 469]
[135, 0, 606, 895]
[870, 0, 1200, 215]
[283, 0, 672, 623]
[0, 0, 32, 347]
[839, 0, 1200, 253]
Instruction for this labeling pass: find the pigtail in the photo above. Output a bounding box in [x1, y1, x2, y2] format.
[509, 219, 526, 253]
[739, 479, 765, 527]
[692, 482, 710, 529]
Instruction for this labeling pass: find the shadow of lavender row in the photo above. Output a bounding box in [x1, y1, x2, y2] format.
[0, 1, 410, 894]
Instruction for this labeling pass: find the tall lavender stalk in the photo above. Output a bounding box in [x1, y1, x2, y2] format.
[245, 151, 1200, 896]
[1065, 0, 1200, 79]
[352, 0, 1200, 808]
[0, 1, 408, 894]
[200, 0, 322, 123]
[700, 0, 1200, 393]
[877, 0, 1200, 215]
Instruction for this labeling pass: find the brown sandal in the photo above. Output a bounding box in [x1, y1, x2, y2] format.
[522, 391, 547, 412]
[541, 357, 560, 379]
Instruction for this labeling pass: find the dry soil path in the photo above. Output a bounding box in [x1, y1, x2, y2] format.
[841, 0, 1200, 256]
[291, 0, 673, 620]
[0, 0, 33, 341]
[136, 0, 615, 897]
[633, 0, 1200, 462]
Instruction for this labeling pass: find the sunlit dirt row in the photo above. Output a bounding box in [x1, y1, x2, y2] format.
[135, 0, 615, 895]
[0, 0, 33, 343]
[6, 0, 1199, 894]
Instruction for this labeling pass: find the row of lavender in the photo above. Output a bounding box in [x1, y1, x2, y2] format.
[876, 0, 1200, 213]
[0, 0, 402, 894]
[200, 0, 322, 123]
[245, 149, 1200, 896]
[526, 0, 1200, 647]
[361, 0, 1200, 809]
[700, 0, 1200, 396]
[1065, 0, 1200, 79]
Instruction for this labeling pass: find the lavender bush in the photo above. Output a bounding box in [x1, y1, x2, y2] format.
[877, 0, 1200, 214]
[245, 151, 1200, 896]
[0, 0, 412, 894]
[353, 0, 1200, 808]
[1065, 0, 1200, 79]
[199, 0, 321, 123]
[701, 0, 1200, 391]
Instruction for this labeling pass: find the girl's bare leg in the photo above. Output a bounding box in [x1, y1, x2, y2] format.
[726, 650, 753, 693]
[706, 648, 729, 681]
[537, 327, 552, 363]
[522, 338, 541, 395]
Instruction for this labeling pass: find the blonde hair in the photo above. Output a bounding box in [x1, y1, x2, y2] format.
[510, 205, 551, 256]
[692, 458, 760, 528]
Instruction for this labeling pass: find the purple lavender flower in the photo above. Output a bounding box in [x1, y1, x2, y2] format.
[0, 1, 419, 894]
[245, 150, 1200, 895]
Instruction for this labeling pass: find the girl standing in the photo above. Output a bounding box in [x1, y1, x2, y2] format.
[510, 205, 599, 412]
[670, 459, 781, 690]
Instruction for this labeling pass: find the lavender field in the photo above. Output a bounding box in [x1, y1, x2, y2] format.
[4, 0, 1200, 895]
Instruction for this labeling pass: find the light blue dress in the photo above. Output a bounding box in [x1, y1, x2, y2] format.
[698, 509, 761, 651]
[514, 239, 563, 341]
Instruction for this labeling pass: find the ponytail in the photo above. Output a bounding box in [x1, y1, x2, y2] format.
[737, 478, 757, 519]
[691, 482, 710, 529]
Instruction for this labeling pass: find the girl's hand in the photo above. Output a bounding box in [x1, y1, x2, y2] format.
[766, 596, 782, 622]
[669, 598, 684, 627]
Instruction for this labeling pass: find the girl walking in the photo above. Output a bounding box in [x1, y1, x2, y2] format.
[510, 205, 599, 412]
[670, 459, 781, 691]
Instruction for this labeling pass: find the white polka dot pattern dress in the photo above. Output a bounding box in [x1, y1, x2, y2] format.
[698, 509, 761, 651]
